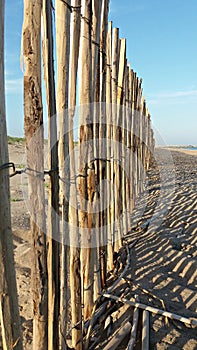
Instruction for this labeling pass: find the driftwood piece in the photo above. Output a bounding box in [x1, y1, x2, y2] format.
[142, 310, 149, 350]
[103, 321, 132, 350]
[102, 293, 197, 326]
[126, 295, 140, 350]
[84, 301, 99, 350]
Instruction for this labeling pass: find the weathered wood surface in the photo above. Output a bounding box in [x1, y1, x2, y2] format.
[42, 1, 60, 349]
[142, 310, 150, 350]
[23, 1, 48, 349]
[6, 1, 156, 347]
[126, 295, 140, 350]
[0, 2, 23, 349]
[69, 0, 82, 348]
[103, 321, 132, 350]
[56, 0, 71, 348]
[102, 293, 197, 326]
[78, 0, 94, 320]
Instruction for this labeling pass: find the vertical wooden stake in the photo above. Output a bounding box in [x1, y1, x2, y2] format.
[42, 1, 60, 349]
[99, 0, 110, 288]
[23, 1, 48, 349]
[92, 0, 103, 300]
[78, 0, 94, 320]
[56, 0, 71, 347]
[69, 0, 82, 348]
[106, 21, 113, 271]
[111, 27, 119, 253]
[0, 2, 23, 349]
[114, 38, 126, 252]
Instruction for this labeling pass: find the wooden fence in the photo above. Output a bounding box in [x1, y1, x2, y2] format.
[0, 0, 155, 349]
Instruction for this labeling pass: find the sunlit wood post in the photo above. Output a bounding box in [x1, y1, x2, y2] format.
[56, 0, 71, 347]
[69, 0, 82, 348]
[0, 2, 23, 349]
[23, 0, 48, 348]
[42, 1, 60, 349]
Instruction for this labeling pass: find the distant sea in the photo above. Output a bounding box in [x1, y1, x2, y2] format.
[183, 147, 197, 150]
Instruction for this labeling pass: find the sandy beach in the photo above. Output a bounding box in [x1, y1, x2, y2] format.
[0, 143, 196, 349]
[167, 147, 197, 156]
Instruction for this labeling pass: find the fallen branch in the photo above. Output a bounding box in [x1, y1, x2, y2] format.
[84, 240, 136, 343]
[102, 293, 197, 326]
[108, 243, 130, 293]
[123, 276, 169, 326]
[84, 301, 99, 350]
[142, 310, 149, 350]
[84, 239, 140, 347]
[126, 295, 140, 350]
[103, 321, 132, 350]
[106, 238, 139, 295]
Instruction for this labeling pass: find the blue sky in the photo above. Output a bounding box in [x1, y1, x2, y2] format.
[5, 0, 197, 145]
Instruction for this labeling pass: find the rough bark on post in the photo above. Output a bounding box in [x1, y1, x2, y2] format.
[122, 64, 129, 235]
[106, 21, 113, 271]
[126, 66, 132, 227]
[92, 0, 102, 300]
[138, 95, 144, 194]
[78, 0, 94, 320]
[22, 1, 48, 349]
[42, 2, 60, 349]
[69, 0, 82, 348]
[136, 78, 143, 197]
[56, 0, 71, 347]
[0, 2, 23, 349]
[141, 99, 147, 188]
[145, 113, 151, 171]
[128, 68, 134, 213]
[99, 0, 110, 288]
[111, 27, 119, 252]
[133, 75, 139, 203]
[114, 38, 126, 252]
[92, 0, 102, 93]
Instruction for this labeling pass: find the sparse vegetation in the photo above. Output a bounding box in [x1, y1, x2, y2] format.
[10, 197, 23, 202]
[8, 136, 25, 144]
[15, 163, 26, 169]
[44, 182, 50, 189]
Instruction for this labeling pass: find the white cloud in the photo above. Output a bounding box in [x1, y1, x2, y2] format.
[148, 90, 197, 100]
[5, 78, 23, 94]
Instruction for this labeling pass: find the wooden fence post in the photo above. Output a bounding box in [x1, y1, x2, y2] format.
[78, 0, 94, 320]
[22, 0, 48, 349]
[92, 0, 103, 300]
[56, 0, 71, 347]
[106, 21, 113, 271]
[126, 66, 132, 225]
[0, 2, 23, 349]
[42, 1, 60, 349]
[99, 0, 110, 289]
[123, 64, 130, 234]
[114, 38, 126, 252]
[111, 27, 119, 253]
[69, 0, 83, 348]
[131, 71, 137, 207]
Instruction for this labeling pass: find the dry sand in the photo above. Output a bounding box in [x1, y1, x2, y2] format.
[167, 147, 197, 157]
[0, 143, 197, 349]
[93, 147, 197, 349]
